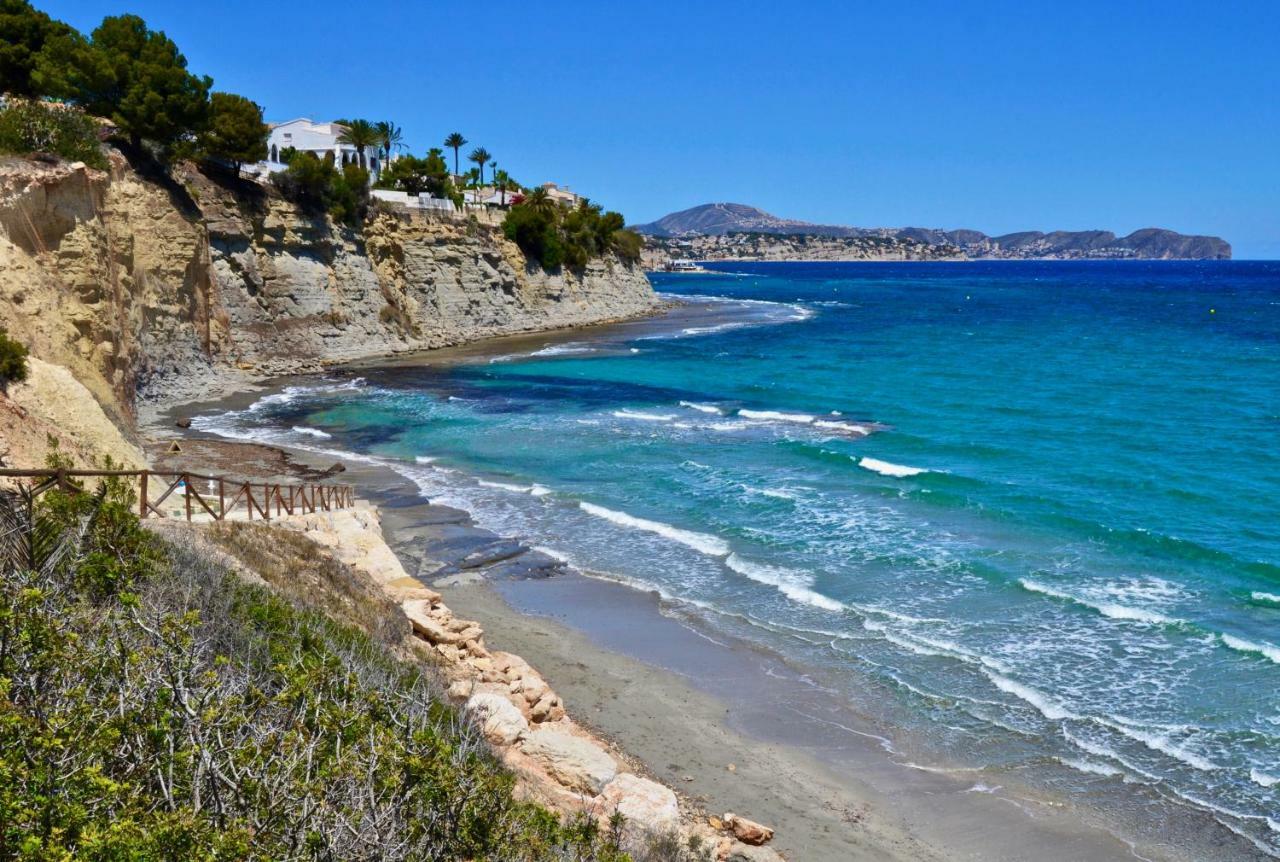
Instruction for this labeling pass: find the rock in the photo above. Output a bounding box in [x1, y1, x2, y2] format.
[598, 773, 680, 834]
[324, 461, 345, 474]
[465, 693, 528, 745]
[529, 691, 564, 723]
[520, 727, 617, 794]
[724, 842, 785, 862]
[174, 417, 192, 428]
[724, 814, 774, 846]
[403, 600, 465, 644]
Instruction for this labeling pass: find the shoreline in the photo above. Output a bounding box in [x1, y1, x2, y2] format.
[146, 300, 1219, 862]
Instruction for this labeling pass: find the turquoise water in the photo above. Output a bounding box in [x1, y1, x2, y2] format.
[199, 261, 1280, 855]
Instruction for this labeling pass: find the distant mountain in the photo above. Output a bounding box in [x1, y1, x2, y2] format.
[634, 203, 865, 239]
[634, 203, 1231, 260]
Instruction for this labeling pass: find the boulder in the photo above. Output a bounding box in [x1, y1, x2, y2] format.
[521, 727, 617, 794]
[724, 814, 774, 846]
[725, 842, 785, 862]
[174, 417, 192, 428]
[598, 773, 680, 834]
[529, 691, 565, 723]
[465, 693, 528, 745]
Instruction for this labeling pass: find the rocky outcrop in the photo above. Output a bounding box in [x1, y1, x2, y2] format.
[0, 154, 658, 435]
[262, 504, 783, 859]
[0, 357, 147, 470]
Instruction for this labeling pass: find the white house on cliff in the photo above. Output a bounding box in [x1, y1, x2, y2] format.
[253, 118, 383, 176]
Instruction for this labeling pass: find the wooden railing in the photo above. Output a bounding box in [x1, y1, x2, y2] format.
[0, 469, 356, 523]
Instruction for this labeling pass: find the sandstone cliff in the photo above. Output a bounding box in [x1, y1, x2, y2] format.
[0, 153, 657, 436]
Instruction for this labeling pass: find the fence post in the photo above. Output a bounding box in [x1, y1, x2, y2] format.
[139, 471, 149, 519]
[218, 477, 225, 520]
[184, 473, 192, 522]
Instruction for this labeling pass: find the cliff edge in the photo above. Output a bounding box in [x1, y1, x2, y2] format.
[0, 153, 658, 435]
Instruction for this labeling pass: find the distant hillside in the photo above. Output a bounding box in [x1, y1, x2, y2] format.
[636, 203, 1231, 261]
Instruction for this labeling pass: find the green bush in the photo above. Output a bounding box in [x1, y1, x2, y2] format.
[0, 488, 635, 861]
[504, 192, 642, 271]
[271, 151, 370, 227]
[0, 98, 105, 168]
[0, 326, 30, 390]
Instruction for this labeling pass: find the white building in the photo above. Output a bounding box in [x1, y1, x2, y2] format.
[255, 118, 383, 176]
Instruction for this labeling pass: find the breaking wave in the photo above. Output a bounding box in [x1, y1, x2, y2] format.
[578, 502, 729, 557]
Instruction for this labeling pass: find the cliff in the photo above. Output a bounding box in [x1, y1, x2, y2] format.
[638, 203, 1232, 262]
[0, 153, 657, 434]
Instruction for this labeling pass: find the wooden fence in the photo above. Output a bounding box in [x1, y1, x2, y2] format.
[0, 469, 356, 523]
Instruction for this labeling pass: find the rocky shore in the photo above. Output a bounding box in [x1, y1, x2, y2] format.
[255, 501, 785, 861]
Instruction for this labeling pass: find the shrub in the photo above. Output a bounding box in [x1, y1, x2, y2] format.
[0, 489, 634, 861]
[0, 326, 30, 390]
[0, 97, 105, 167]
[271, 151, 370, 227]
[504, 193, 643, 271]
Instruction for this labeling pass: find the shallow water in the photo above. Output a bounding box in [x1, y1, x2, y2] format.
[196, 260, 1280, 858]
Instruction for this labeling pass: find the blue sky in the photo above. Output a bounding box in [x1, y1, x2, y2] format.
[42, 0, 1280, 257]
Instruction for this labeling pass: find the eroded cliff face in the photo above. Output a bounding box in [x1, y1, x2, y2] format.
[0, 153, 657, 431]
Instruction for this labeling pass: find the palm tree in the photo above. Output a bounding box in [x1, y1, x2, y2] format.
[468, 147, 491, 186]
[494, 169, 511, 206]
[374, 120, 403, 167]
[523, 186, 558, 217]
[444, 132, 467, 176]
[336, 119, 379, 169]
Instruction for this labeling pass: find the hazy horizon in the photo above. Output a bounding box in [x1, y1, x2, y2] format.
[41, 0, 1280, 258]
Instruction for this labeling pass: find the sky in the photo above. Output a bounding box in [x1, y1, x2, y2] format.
[40, 0, 1280, 258]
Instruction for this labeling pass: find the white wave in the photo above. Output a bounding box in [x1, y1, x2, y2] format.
[814, 419, 870, 436]
[679, 400, 724, 415]
[1253, 591, 1280, 605]
[478, 479, 534, 493]
[531, 545, 572, 563]
[708, 421, 744, 432]
[858, 457, 927, 478]
[612, 409, 676, 422]
[291, 425, 331, 439]
[414, 455, 436, 464]
[1097, 719, 1217, 771]
[1221, 633, 1280, 664]
[739, 408, 815, 424]
[751, 487, 798, 501]
[1059, 757, 1123, 778]
[1019, 579, 1179, 625]
[724, 553, 843, 612]
[985, 671, 1077, 721]
[1251, 769, 1280, 788]
[529, 343, 594, 357]
[530, 484, 552, 497]
[579, 502, 729, 557]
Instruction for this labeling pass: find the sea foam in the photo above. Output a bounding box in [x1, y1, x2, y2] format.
[985, 671, 1077, 721]
[291, 425, 332, 439]
[613, 409, 677, 422]
[724, 553, 844, 611]
[1019, 579, 1179, 625]
[858, 457, 927, 478]
[679, 400, 724, 414]
[578, 502, 729, 556]
[1252, 591, 1280, 605]
[738, 408, 816, 424]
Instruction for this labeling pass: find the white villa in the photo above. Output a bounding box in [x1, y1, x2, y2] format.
[253, 118, 384, 176]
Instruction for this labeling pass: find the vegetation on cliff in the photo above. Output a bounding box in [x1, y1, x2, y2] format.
[504, 190, 643, 271]
[0, 328, 28, 391]
[271, 149, 371, 227]
[0, 476, 647, 860]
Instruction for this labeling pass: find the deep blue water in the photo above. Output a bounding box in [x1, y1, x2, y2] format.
[199, 260, 1280, 856]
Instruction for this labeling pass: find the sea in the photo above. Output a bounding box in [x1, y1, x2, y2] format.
[195, 260, 1280, 858]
